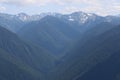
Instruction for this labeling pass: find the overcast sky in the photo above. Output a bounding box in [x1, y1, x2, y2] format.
[0, 0, 120, 16]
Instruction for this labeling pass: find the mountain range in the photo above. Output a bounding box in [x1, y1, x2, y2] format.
[0, 11, 120, 32]
[0, 11, 120, 80]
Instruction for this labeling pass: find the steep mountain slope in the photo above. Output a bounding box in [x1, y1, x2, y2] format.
[75, 25, 120, 80]
[47, 23, 120, 80]
[18, 16, 80, 57]
[105, 15, 120, 25]
[0, 13, 25, 32]
[0, 48, 41, 80]
[0, 26, 57, 80]
[78, 50, 120, 80]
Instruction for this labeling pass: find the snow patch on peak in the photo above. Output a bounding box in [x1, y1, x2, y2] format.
[79, 14, 89, 24]
[87, 13, 94, 16]
[16, 13, 30, 21]
[68, 16, 74, 21]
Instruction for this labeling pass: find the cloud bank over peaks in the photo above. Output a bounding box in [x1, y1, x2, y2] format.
[0, 0, 120, 16]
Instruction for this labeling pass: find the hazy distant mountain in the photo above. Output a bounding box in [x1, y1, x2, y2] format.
[0, 11, 120, 80]
[0, 12, 61, 32]
[0, 11, 120, 33]
[18, 12, 119, 57]
[16, 13, 54, 21]
[0, 13, 24, 32]
[18, 16, 80, 57]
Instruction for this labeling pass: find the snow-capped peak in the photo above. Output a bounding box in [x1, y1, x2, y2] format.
[16, 13, 30, 21]
[67, 11, 96, 24]
[14, 11, 97, 23]
[68, 16, 74, 21]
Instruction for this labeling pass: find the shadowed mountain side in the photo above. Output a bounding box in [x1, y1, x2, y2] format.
[47, 24, 120, 80]
[0, 26, 58, 80]
[75, 25, 120, 80]
[0, 48, 42, 80]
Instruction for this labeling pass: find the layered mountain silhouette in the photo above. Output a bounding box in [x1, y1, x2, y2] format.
[18, 16, 80, 57]
[0, 11, 120, 80]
